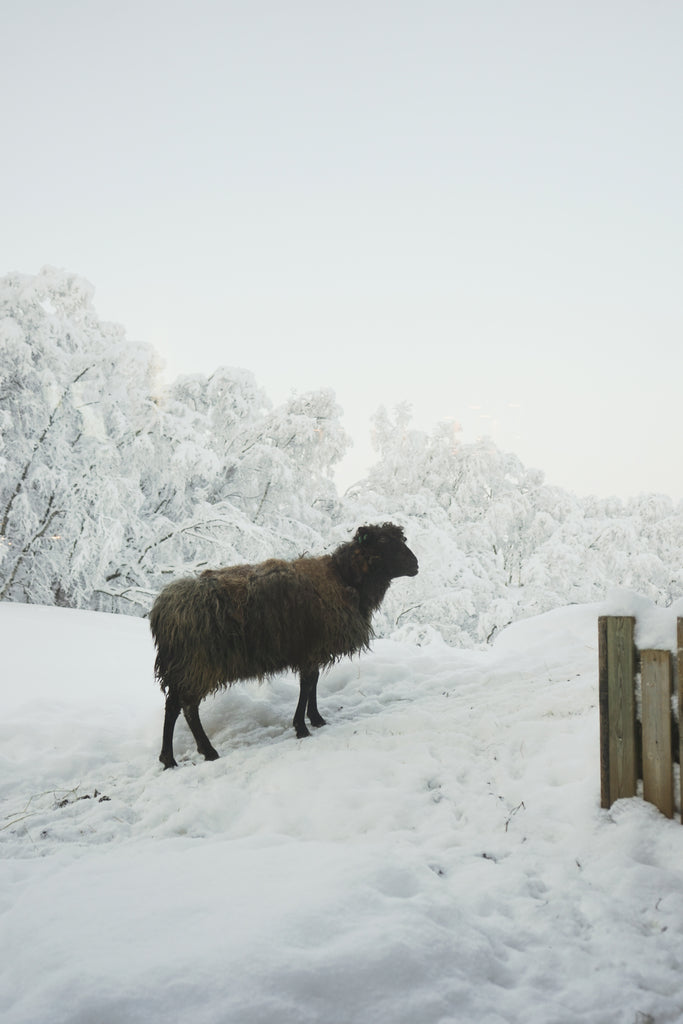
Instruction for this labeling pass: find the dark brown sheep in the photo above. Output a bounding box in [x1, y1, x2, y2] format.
[150, 522, 418, 768]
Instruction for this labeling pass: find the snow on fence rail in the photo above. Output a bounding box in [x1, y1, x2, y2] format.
[599, 616, 683, 820]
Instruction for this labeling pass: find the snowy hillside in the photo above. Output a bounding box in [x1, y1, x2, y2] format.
[2, 600, 683, 1024]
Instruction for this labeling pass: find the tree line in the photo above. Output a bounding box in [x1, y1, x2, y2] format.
[2, 267, 682, 646]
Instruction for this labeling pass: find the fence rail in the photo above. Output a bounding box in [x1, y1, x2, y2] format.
[599, 616, 683, 819]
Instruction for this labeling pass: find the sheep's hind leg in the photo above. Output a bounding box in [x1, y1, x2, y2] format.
[160, 687, 181, 769]
[183, 703, 220, 762]
[293, 668, 325, 738]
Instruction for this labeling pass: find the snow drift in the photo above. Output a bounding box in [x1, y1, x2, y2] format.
[2, 600, 683, 1023]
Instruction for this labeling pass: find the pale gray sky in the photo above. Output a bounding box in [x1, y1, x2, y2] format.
[3, 0, 682, 497]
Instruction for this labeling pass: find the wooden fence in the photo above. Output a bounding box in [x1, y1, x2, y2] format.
[599, 616, 683, 819]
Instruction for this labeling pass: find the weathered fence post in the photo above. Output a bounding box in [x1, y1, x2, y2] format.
[600, 615, 683, 820]
[599, 616, 637, 809]
[640, 649, 674, 819]
[678, 618, 683, 806]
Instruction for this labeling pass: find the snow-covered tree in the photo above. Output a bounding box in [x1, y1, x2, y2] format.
[342, 405, 683, 645]
[0, 268, 351, 613]
[117, 374, 351, 604]
[0, 268, 158, 607]
[3, 268, 683, 648]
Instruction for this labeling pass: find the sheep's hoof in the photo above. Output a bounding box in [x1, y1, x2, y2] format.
[160, 755, 178, 770]
[203, 748, 220, 761]
[310, 715, 327, 729]
[295, 724, 311, 738]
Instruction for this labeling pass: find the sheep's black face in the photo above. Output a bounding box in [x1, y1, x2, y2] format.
[356, 523, 419, 579]
[382, 535, 419, 578]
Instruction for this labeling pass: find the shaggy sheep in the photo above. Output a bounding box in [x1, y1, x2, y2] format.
[150, 522, 418, 768]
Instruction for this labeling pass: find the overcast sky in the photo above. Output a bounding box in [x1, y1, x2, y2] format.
[3, 0, 682, 497]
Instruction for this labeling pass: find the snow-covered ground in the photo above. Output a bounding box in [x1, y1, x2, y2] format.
[1, 598, 683, 1024]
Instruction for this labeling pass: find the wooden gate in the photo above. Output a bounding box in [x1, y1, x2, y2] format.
[599, 616, 683, 819]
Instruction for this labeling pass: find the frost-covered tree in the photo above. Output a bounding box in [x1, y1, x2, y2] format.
[342, 405, 683, 645]
[0, 268, 158, 607]
[120, 374, 351, 602]
[4, 268, 683, 646]
[0, 268, 351, 613]
[343, 406, 551, 642]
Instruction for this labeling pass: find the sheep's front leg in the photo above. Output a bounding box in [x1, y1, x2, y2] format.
[183, 703, 220, 761]
[160, 687, 181, 769]
[306, 669, 326, 729]
[293, 668, 325, 738]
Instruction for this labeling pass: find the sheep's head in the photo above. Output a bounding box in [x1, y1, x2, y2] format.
[355, 523, 419, 580]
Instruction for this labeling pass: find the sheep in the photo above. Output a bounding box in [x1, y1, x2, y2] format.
[149, 522, 418, 768]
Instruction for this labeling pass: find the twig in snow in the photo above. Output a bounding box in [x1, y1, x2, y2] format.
[504, 800, 526, 832]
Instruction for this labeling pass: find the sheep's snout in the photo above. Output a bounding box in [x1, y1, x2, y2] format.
[395, 548, 419, 578]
